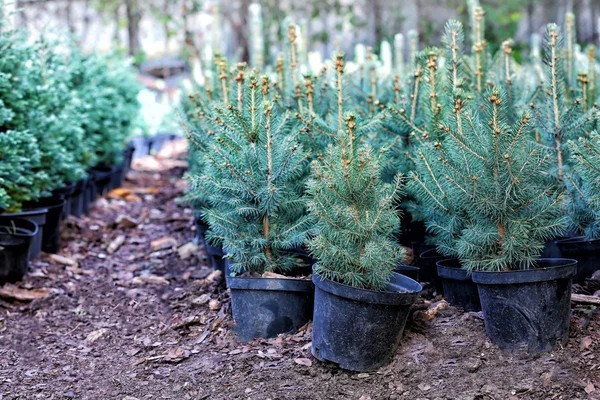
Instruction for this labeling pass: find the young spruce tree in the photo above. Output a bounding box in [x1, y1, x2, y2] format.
[307, 54, 404, 291]
[409, 88, 567, 271]
[191, 65, 312, 275]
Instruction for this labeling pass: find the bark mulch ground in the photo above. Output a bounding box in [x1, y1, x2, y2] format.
[1, 149, 599, 400]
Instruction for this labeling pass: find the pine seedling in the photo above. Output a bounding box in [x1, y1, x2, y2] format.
[409, 88, 567, 271]
[568, 132, 600, 239]
[307, 111, 405, 291]
[192, 67, 312, 275]
[529, 23, 597, 183]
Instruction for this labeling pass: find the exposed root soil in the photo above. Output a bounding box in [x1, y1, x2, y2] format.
[1, 154, 599, 400]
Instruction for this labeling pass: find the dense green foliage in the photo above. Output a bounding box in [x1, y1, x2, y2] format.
[0, 20, 141, 212]
[189, 66, 312, 275]
[184, 3, 600, 279]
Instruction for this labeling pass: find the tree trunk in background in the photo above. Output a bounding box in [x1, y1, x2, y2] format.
[125, 0, 141, 57]
[577, 0, 594, 43]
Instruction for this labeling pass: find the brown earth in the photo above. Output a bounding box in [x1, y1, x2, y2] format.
[0, 151, 599, 400]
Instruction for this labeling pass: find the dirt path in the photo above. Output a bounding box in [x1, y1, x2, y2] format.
[1, 152, 599, 400]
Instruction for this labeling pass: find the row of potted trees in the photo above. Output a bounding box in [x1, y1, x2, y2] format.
[182, 4, 600, 371]
[0, 20, 141, 283]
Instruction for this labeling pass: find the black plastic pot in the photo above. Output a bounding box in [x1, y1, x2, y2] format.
[23, 196, 65, 254]
[312, 271, 422, 371]
[69, 178, 87, 218]
[82, 174, 96, 215]
[130, 136, 152, 159]
[92, 166, 114, 199]
[418, 249, 445, 294]
[123, 143, 135, 175]
[556, 237, 600, 284]
[110, 164, 125, 190]
[436, 259, 481, 312]
[227, 271, 314, 341]
[0, 217, 38, 284]
[149, 133, 170, 154]
[2, 207, 48, 260]
[394, 264, 419, 281]
[193, 216, 208, 245]
[52, 181, 76, 219]
[472, 258, 577, 352]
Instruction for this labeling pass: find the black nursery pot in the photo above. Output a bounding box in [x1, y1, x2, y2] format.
[0, 217, 38, 284]
[109, 164, 125, 190]
[83, 174, 96, 215]
[312, 272, 422, 372]
[123, 143, 135, 175]
[69, 178, 87, 218]
[23, 196, 65, 254]
[556, 237, 600, 284]
[436, 259, 481, 312]
[472, 258, 577, 352]
[394, 264, 420, 281]
[2, 207, 48, 261]
[92, 166, 115, 199]
[227, 268, 314, 342]
[418, 249, 445, 294]
[202, 235, 225, 273]
[52, 181, 76, 219]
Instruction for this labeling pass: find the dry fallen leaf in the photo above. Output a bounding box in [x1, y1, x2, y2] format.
[294, 358, 312, 367]
[585, 383, 596, 394]
[86, 328, 109, 343]
[49, 254, 78, 267]
[0, 285, 50, 301]
[151, 237, 177, 251]
[177, 242, 199, 260]
[164, 347, 190, 363]
[580, 336, 593, 350]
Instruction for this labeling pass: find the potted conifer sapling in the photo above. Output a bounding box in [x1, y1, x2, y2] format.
[307, 58, 421, 370]
[416, 87, 575, 352]
[195, 68, 314, 341]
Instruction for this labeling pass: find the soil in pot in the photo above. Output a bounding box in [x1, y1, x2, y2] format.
[436, 259, 481, 312]
[556, 237, 600, 284]
[311, 271, 421, 372]
[69, 178, 88, 218]
[0, 217, 38, 283]
[2, 207, 48, 261]
[394, 264, 419, 281]
[472, 258, 577, 352]
[226, 261, 314, 342]
[52, 181, 76, 219]
[418, 248, 445, 294]
[23, 196, 65, 254]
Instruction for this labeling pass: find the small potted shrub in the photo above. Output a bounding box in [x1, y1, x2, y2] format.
[529, 23, 599, 281]
[194, 66, 314, 341]
[416, 86, 574, 352]
[566, 132, 600, 281]
[306, 55, 421, 372]
[307, 110, 421, 371]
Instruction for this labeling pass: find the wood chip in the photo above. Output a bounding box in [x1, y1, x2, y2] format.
[48, 254, 78, 267]
[572, 293, 600, 305]
[86, 328, 109, 343]
[0, 285, 50, 301]
[107, 235, 126, 254]
[151, 237, 177, 251]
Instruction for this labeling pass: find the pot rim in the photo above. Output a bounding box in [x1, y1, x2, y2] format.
[419, 248, 444, 260]
[312, 271, 421, 306]
[227, 274, 314, 292]
[436, 259, 471, 281]
[471, 258, 577, 285]
[2, 207, 49, 218]
[555, 236, 600, 246]
[0, 217, 39, 238]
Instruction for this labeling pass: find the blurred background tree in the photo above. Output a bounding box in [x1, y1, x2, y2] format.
[2, 0, 598, 64]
